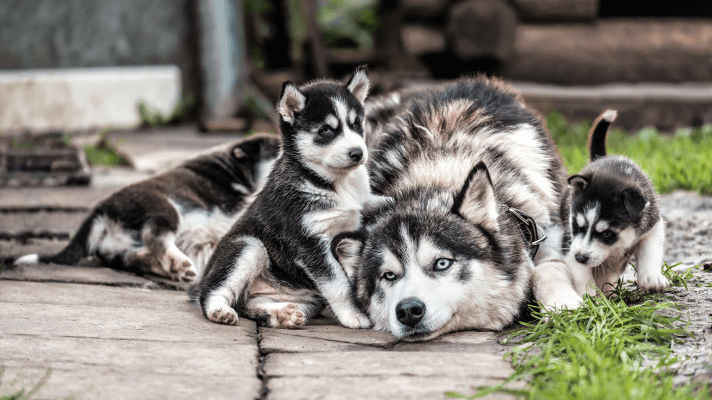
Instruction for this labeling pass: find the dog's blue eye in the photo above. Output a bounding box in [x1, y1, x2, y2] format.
[350, 119, 360, 129]
[320, 128, 334, 138]
[601, 230, 612, 238]
[382, 271, 397, 281]
[434, 258, 453, 271]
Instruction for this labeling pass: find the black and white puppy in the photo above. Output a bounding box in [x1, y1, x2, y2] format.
[14, 134, 280, 281]
[191, 67, 387, 329]
[561, 109, 669, 296]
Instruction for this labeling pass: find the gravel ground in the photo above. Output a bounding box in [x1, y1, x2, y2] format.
[656, 191, 712, 384]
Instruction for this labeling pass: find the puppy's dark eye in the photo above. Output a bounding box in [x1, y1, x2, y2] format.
[382, 271, 397, 281]
[350, 118, 361, 130]
[320, 127, 334, 139]
[434, 258, 453, 271]
[601, 230, 612, 238]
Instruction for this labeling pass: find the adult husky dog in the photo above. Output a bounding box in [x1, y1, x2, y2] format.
[334, 76, 578, 340]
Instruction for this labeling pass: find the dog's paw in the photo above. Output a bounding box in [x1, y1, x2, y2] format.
[544, 293, 584, 312]
[164, 252, 198, 282]
[273, 304, 306, 328]
[337, 310, 372, 329]
[637, 272, 670, 292]
[207, 304, 238, 325]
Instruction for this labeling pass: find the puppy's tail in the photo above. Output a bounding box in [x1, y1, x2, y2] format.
[587, 109, 617, 162]
[14, 213, 95, 266]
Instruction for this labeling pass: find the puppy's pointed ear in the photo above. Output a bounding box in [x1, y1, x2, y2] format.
[568, 175, 590, 191]
[346, 66, 370, 103]
[277, 82, 306, 124]
[452, 162, 499, 232]
[331, 231, 364, 280]
[232, 136, 262, 160]
[623, 189, 648, 220]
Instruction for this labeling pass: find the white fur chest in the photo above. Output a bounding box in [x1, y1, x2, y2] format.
[302, 165, 372, 239]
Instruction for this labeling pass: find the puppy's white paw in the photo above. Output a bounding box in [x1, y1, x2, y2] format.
[637, 272, 670, 292]
[544, 293, 584, 312]
[164, 252, 198, 282]
[337, 310, 372, 329]
[273, 304, 306, 329]
[207, 304, 238, 325]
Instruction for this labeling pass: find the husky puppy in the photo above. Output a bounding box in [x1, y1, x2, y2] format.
[191, 67, 387, 329]
[333, 76, 574, 341]
[14, 134, 280, 282]
[561, 109, 669, 296]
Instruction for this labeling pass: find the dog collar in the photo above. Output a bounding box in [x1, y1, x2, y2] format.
[506, 207, 546, 260]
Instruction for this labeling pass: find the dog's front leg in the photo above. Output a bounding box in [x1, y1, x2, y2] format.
[305, 253, 371, 329]
[635, 220, 669, 291]
[532, 224, 586, 310]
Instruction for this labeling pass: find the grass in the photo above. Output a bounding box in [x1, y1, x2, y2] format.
[83, 134, 131, 168]
[137, 93, 194, 128]
[447, 264, 710, 400]
[547, 111, 712, 195]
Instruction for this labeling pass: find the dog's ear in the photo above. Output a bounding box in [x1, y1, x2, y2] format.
[331, 231, 364, 280]
[232, 136, 264, 160]
[568, 175, 591, 191]
[345, 65, 370, 103]
[277, 82, 306, 124]
[623, 189, 648, 220]
[452, 162, 499, 232]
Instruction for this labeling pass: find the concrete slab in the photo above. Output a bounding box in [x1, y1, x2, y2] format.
[0, 280, 262, 400]
[0, 211, 89, 235]
[0, 281, 185, 309]
[0, 66, 181, 133]
[259, 324, 399, 352]
[392, 331, 506, 354]
[267, 376, 518, 400]
[265, 351, 512, 379]
[265, 352, 517, 400]
[0, 167, 150, 208]
[104, 127, 244, 173]
[0, 335, 257, 377]
[0, 365, 261, 400]
[260, 330, 381, 353]
[0, 238, 68, 259]
[0, 263, 158, 288]
[1, 302, 257, 344]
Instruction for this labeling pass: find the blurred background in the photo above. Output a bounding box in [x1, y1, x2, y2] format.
[2, 0, 712, 261]
[1, 0, 712, 183]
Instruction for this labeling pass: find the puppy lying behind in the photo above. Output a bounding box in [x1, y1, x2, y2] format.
[15, 134, 280, 282]
[191, 67, 388, 329]
[561, 109, 670, 297]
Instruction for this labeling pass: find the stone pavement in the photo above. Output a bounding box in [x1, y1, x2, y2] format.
[0, 275, 514, 400]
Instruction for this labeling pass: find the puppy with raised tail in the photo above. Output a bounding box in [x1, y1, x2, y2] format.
[191, 67, 389, 329]
[561, 109, 669, 299]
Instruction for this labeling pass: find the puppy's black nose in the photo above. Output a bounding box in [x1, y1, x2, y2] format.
[396, 297, 426, 327]
[575, 253, 589, 264]
[348, 148, 363, 162]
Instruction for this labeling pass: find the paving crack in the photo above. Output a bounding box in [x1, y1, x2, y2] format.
[256, 328, 270, 400]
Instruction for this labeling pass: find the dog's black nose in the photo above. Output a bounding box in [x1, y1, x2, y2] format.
[348, 148, 363, 162]
[396, 298, 426, 327]
[575, 253, 589, 264]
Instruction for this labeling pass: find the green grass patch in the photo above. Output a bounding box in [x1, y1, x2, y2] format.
[83, 134, 131, 168]
[547, 111, 712, 195]
[448, 265, 710, 400]
[137, 94, 194, 128]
